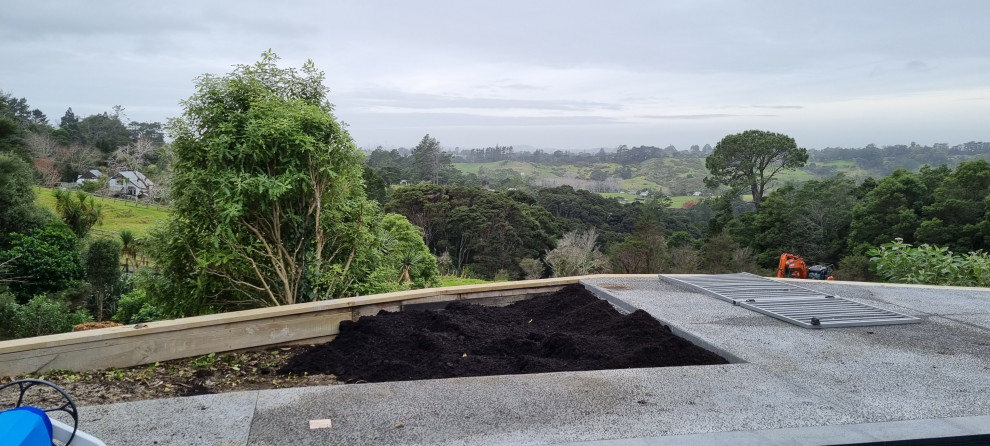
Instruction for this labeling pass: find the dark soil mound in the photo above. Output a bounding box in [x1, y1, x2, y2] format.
[281, 284, 728, 383]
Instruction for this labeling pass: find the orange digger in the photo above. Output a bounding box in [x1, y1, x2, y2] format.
[777, 253, 834, 280]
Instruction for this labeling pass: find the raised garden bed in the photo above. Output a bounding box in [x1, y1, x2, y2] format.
[281, 284, 728, 383]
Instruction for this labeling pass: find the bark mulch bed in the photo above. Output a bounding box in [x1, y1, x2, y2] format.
[281, 284, 728, 383]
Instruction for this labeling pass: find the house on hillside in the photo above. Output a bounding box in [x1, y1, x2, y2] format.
[76, 169, 102, 184]
[109, 170, 154, 197]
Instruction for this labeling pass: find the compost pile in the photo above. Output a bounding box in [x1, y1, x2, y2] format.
[282, 285, 728, 383]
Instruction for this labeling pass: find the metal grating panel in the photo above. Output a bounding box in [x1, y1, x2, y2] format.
[659, 272, 921, 328]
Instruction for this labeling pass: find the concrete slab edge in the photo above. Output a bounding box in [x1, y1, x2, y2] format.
[549, 415, 990, 446]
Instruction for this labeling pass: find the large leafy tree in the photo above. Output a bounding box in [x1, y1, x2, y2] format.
[916, 160, 990, 252]
[160, 52, 402, 309]
[739, 175, 858, 267]
[847, 168, 936, 251]
[0, 154, 54, 248]
[411, 134, 454, 184]
[704, 130, 808, 209]
[386, 185, 558, 279]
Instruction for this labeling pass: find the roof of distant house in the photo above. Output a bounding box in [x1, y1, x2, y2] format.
[113, 170, 154, 189]
[78, 169, 101, 179]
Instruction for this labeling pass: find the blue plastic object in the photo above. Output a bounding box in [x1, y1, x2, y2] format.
[0, 406, 53, 446]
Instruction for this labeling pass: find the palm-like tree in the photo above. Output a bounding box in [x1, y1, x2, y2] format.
[119, 229, 136, 272]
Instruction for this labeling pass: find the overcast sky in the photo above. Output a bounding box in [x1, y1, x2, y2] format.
[2, 1, 988, 151]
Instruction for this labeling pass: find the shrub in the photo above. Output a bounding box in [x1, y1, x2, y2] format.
[518, 257, 544, 280]
[832, 253, 874, 282]
[0, 221, 84, 302]
[113, 289, 167, 324]
[869, 238, 990, 287]
[545, 229, 608, 277]
[12, 295, 92, 338]
[0, 292, 17, 339]
[669, 246, 700, 273]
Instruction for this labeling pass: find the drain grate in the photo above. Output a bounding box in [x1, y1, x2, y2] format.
[659, 272, 920, 328]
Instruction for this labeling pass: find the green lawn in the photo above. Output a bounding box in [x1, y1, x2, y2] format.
[34, 187, 170, 236]
[438, 276, 499, 287]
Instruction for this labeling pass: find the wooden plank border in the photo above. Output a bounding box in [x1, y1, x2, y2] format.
[0, 276, 652, 375]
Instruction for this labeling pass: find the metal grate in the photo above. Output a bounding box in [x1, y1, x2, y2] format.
[659, 272, 920, 328]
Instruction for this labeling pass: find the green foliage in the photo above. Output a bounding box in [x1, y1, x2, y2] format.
[411, 134, 454, 184]
[0, 291, 17, 339]
[848, 169, 927, 249]
[0, 221, 84, 302]
[387, 184, 558, 279]
[737, 175, 857, 267]
[0, 154, 53, 247]
[832, 253, 874, 282]
[380, 213, 439, 288]
[869, 239, 990, 287]
[848, 166, 948, 250]
[704, 130, 808, 209]
[6, 295, 92, 339]
[53, 189, 104, 238]
[113, 288, 167, 324]
[83, 238, 122, 321]
[533, 185, 631, 246]
[700, 233, 761, 274]
[915, 160, 990, 252]
[667, 231, 693, 248]
[160, 51, 399, 311]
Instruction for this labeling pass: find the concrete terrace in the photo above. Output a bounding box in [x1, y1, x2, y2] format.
[75, 278, 990, 445]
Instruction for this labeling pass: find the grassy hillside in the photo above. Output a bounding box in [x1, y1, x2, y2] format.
[452, 155, 887, 208]
[34, 187, 169, 236]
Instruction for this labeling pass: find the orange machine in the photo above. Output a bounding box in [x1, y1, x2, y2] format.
[777, 253, 834, 280]
[777, 253, 808, 279]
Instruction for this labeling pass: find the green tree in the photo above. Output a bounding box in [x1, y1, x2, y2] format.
[379, 213, 438, 287]
[386, 185, 558, 279]
[78, 109, 132, 153]
[704, 130, 808, 209]
[0, 221, 84, 302]
[848, 168, 942, 251]
[916, 160, 990, 252]
[83, 238, 122, 321]
[160, 51, 394, 309]
[119, 229, 137, 271]
[744, 175, 858, 267]
[411, 134, 452, 184]
[52, 189, 104, 238]
[0, 154, 54, 248]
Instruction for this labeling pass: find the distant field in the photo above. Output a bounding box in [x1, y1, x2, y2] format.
[34, 187, 169, 236]
[599, 193, 703, 208]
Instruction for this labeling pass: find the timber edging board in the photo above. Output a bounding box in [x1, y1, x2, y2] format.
[0, 276, 647, 376]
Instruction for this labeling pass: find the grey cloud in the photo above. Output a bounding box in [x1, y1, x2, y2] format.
[637, 114, 775, 120]
[905, 60, 930, 72]
[343, 90, 620, 112]
[748, 105, 804, 110]
[345, 111, 620, 128]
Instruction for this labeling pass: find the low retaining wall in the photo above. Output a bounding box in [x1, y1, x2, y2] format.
[0, 277, 625, 376]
